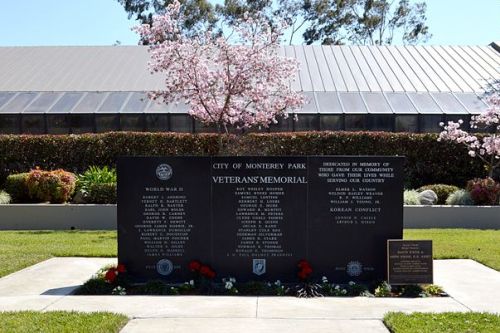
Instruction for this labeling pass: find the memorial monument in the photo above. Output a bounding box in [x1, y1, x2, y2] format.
[118, 156, 404, 282]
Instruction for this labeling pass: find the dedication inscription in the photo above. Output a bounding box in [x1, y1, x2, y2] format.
[308, 157, 403, 281]
[387, 240, 433, 285]
[118, 156, 404, 282]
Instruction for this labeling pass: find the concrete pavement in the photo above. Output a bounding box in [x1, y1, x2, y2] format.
[0, 258, 498, 332]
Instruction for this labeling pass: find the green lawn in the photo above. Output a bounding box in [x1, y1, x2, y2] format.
[0, 311, 128, 333]
[404, 229, 500, 271]
[0, 231, 116, 278]
[384, 312, 500, 333]
[0, 229, 498, 278]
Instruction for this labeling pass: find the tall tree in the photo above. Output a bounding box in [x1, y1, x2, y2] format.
[119, 0, 218, 37]
[120, 0, 431, 45]
[303, 0, 431, 45]
[215, 0, 273, 25]
[215, 0, 310, 45]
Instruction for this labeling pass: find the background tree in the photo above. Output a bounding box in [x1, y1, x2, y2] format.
[215, 0, 310, 45]
[303, 0, 431, 45]
[134, 1, 305, 135]
[120, 0, 430, 45]
[119, 0, 218, 37]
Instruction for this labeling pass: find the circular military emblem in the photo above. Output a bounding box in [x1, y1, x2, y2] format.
[346, 261, 363, 277]
[156, 163, 173, 180]
[156, 259, 174, 276]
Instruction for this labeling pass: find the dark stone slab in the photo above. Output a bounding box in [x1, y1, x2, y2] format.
[387, 240, 433, 285]
[307, 156, 404, 282]
[117, 157, 212, 281]
[211, 157, 308, 281]
[117, 156, 404, 283]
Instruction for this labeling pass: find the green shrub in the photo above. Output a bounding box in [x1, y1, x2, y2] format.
[466, 178, 500, 206]
[85, 183, 117, 204]
[76, 278, 113, 295]
[399, 285, 425, 297]
[403, 190, 420, 205]
[0, 190, 11, 204]
[446, 189, 474, 206]
[78, 166, 116, 190]
[76, 166, 117, 204]
[424, 284, 444, 296]
[0, 132, 486, 188]
[417, 184, 460, 204]
[374, 281, 392, 297]
[239, 281, 272, 295]
[346, 281, 368, 296]
[136, 280, 168, 295]
[26, 169, 77, 203]
[4, 173, 30, 203]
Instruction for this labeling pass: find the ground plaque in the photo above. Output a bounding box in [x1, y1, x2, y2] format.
[118, 156, 404, 282]
[387, 240, 433, 285]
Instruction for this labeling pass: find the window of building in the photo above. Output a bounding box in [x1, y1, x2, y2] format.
[269, 116, 293, 132]
[395, 115, 418, 132]
[339, 92, 367, 113]
[295, 114, 319, 131]
[3, 92, 38, 113]
[170, 114, 192, 132]
[49, 92, 84, 113]
[21, 115, 45, 134]
[420, 115, 443, 133]
[0, 115, 20, 134]
[120, 114, 144, 132]
[96, 114, 119, 132]
[362, 93, 393, 114]
[385, 93, 417, 114]
[98, 92, 129, 112]
[47, 115, 70, 134]
[145, 114, 169, 132]
[70, 114, 94, 134]
[122, 92, 149, 113]
[345, 115, 366, 131]
[316, 92, 343, 114]
[24, 93, 62, 113]
[320, 115, 343, 131]
[368, 115, 394, 131]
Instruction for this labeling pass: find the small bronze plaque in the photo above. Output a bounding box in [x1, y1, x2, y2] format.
[387, 240, 433, 285]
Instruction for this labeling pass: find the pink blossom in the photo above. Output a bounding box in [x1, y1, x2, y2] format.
[134, 1, 305, 133]
[438, 93, 500, 176]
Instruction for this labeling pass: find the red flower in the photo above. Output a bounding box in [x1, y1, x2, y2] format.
[189, 260, 201, 272]
[302, 266, 313, 276]
[116, 264, 126, 273]
[206, 269, 216, 279]
[200, 265, 216, 279]
[104, 268, 117, 283]
[200, 265, 211, 276]
[298, 259, 311, 269]
[298, 270, 307, 280]
[297, 259, 313, 281]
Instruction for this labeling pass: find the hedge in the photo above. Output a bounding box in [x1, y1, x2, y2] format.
[0, 131, 486, 188]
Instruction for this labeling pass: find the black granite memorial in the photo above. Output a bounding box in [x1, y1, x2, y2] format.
[118, 156, 404, 283]
[387, 240, 433, 285]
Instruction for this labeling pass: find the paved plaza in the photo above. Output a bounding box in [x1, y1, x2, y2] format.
[0, 258, 498, 332]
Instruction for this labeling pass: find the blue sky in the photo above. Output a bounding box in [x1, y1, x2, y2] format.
[0, 0, 498, 46]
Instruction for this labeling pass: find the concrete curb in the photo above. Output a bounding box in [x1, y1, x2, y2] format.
[404, 205, 500, 229]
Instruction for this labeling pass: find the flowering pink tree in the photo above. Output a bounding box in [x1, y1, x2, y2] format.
[134, 1, 305, 134]
[438, 93, 500, 177]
